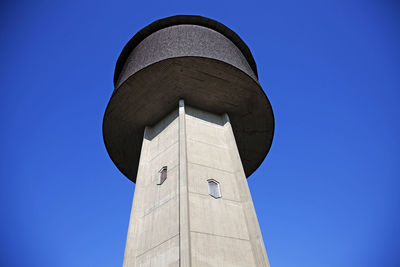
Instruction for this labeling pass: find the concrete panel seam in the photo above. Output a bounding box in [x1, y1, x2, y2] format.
[142, 194, 178, 217]
[147, 140, 179, 161]
[135, 233, 180, 258]
[149, 141, 179, 163]
[190, 231, 250, 242]
[187, 191, 241, 203]
[187, 137, 229, 149]
[187, 162, 235, 174]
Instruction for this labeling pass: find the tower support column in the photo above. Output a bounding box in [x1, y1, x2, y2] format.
[178, 100, 192, 267]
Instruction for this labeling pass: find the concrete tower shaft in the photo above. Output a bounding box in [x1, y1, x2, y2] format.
[123, 101, 269, 266]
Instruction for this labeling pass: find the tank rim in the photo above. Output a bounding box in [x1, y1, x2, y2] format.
[104, 56, 274, 183]
[113, 14, 258, 86]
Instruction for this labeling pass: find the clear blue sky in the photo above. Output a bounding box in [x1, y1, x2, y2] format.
[1, 1, 399, 266]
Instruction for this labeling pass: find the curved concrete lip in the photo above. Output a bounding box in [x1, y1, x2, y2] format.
[114, 15, 258, 86]
[103, 57, 274, 183]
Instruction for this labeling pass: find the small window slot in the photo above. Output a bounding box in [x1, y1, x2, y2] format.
[207, 179, 221, 198]
[158, 166, 167, 185]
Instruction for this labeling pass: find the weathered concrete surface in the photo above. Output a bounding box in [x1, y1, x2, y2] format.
[123, 102, 270, 267]
[103, 15, 274, 183]
[123, 110, 180, 267]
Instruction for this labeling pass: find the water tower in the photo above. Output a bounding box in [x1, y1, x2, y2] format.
[103, 15, 274, 267]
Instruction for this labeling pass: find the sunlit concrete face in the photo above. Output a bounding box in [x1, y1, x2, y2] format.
[122, 101, 270, 267]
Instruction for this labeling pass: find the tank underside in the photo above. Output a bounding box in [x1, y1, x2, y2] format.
[103, 16, 274, 182]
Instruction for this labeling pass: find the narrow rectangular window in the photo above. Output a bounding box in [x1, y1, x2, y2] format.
[158, 166, 167, 185]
